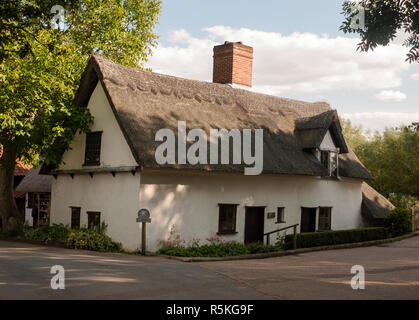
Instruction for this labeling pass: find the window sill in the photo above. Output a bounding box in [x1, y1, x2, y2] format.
[82, 163, 100, 167]
[217, 231, 238, 235]
[321, 176, 340, 181]
[275, 221, 286, 224]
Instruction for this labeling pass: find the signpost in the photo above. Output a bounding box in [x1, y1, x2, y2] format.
[136, 209, 151, 255]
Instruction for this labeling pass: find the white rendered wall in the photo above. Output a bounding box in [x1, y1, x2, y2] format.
[51, 81, 141, 249]
[59, 82, 137, 170]
[140, 170, 364, 252]
[320, 130, 338, 151]
[50, 172, 141, 249]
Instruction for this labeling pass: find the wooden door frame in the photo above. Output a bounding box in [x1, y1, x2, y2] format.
[244, 206, 266, 244]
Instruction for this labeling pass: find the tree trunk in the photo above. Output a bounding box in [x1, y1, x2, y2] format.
[0, 144, 22, 231]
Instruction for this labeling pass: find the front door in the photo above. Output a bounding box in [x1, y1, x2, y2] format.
[245, 207, 265, 244]
[300, 207, 316, 232]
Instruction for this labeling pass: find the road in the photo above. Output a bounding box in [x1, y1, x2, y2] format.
[0, 236, 418, 299]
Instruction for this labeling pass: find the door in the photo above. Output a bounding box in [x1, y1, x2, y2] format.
[300, 207, 316, 232]
[245, 207, 265, 244]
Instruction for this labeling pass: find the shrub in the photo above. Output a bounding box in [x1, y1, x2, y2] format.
[384, 208, 412, 237]
[284, 227, 388, 249]
[22, 224, 69, 243]
[0, 229, 23, 238]
[18, 223, 122, 252]
[158, 238, 282, 257]
[66, 229, 122, 252]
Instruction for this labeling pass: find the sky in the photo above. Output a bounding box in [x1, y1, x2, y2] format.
[146, 0, 419, 132]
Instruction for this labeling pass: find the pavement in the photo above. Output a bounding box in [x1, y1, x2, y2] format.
[0, 236, 418, 299]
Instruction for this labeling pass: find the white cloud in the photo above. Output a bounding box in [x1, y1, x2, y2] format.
[375, 90, 407, 102]
[341, 112, 419, 132]
[148, 26, 411, 95]
[411, 73, 419, 80]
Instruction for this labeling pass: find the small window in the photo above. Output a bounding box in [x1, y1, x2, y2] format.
[320, 150, 338, 177]
[87, 211, 101, 231]
[218, 204, 237, 234]
[318, 207, 332, 231]
[84, 132, 102, 166]
[276, 207, 285, 223]
[71, 207, 81, 229]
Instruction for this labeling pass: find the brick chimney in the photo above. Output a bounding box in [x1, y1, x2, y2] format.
[213, 41, 253, 88]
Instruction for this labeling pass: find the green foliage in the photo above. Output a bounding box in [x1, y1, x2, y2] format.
[0, 0, 161, 167]
[354, 123, 419, 198]
[66, 229, 122, 252]
[284, 227, 388, 249]
[383, 208, 412, 237]
[19, 223, 122, 252]
[0, 228, 23, 238]
[339, 117, 368, 150]
[0, 0, 161, 230]
[341, 0, 419, 63]
[23, 223, 69, 243]
[158, 236, 282, 258]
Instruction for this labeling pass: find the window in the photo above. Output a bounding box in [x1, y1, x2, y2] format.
[320, 150, 339, 177]
[71, 207, 81, 229]
[276, 207, 285, 223]
[84, 132, 102, 166]
[87, 211, 101, 230]
[218, 204, 237, 234]
[318, 207, 332, 231]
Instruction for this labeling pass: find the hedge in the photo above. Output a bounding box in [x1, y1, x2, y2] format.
[284, 227, 388, 249]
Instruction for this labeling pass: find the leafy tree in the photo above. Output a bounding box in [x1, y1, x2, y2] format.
[341, 0, 419, 63]
[339, 117, 368, 150]
[355, 123, 419, 197]
[0, 0, 161, 231]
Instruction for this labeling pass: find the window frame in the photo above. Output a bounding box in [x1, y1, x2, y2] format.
[70, 207, 81, 229]
[276, 207, 286, 224]
[318, 207, 332, 231]
[320, 149, 339, 178]
[83, 131, 103, 166]
[87, 211, 101, 231]
[217, 204, 238, 235]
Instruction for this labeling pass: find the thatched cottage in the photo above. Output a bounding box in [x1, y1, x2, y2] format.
[46, 42, 393, 251]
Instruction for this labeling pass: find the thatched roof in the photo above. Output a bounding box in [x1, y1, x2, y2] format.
[71, 55, 372, 179]
[362, 183, 395, 219]
[295, 110, 349, 153]
[16, 168, 51, 193]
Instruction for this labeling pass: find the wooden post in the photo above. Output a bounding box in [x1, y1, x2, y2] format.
[293, 225, 297, 250]
[266, 234, 270, 245]
[141, 222, 146, 255]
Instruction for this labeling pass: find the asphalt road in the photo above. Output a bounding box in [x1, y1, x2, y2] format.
[0, 237, 418, 299]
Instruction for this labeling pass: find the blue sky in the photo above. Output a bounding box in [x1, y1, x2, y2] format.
[147, 0, 419, 132]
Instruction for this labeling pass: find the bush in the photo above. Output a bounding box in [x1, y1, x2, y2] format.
[18, 223, 122, 252]
[0, 229, 23, 238]
[66, 229, 122, 252]
[384, 208, 412, 237]
[284, 227, 388, 249]
[23, 224, 69, 243]
[158, 240, 282, 257]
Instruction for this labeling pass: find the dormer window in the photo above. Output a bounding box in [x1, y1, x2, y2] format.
[84, 131, 102, 166]
[320, 149, 339, 177]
